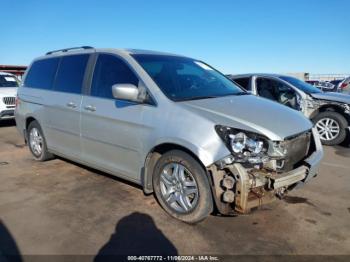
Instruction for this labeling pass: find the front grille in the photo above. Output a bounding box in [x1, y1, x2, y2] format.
[282, 131, 311, 171]
[2, 97, 15, 105]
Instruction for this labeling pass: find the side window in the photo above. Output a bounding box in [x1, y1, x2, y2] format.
[24, 58, 59, 90]
[54, 54, 89, 94]
[91, 54, 139, 99]
[233, 77, 250, 90]
[256, 78, 279, 101]
[257, 78, 298, 109]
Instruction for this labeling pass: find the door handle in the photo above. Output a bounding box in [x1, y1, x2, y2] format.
[84, 105, 96, 112]
[66, 102, 77, 108]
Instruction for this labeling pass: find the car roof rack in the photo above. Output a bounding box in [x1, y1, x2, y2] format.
[46, 46, 94, 55]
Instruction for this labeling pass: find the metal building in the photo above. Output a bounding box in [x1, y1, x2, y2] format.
[0, 65, 27, 80]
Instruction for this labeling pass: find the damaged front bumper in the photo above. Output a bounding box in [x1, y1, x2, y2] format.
[208, 128, 324, 215]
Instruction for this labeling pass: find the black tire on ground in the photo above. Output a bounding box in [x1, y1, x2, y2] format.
[313, 111, 348, 146]
[27, 120, 54, 161]
[152, 150, 213, 224]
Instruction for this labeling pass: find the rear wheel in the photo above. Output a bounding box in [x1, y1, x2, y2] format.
[313, 111, 348, 145]
[152, 150, 213, 223]
[27, 121, 54, 161]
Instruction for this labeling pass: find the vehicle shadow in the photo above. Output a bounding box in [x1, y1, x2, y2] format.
[94, 212, 177, 261]
[56, 156, 145, 192]
[0, 119, 16, 128]
[0, 220, 22, 262]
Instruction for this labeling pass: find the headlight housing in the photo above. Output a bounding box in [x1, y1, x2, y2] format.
[304, 99, 315, 109]
[215, 125, 269, 164]
[303, 97, 320, 109]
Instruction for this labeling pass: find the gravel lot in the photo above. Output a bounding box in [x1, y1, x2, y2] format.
[0, 119, 350, 258]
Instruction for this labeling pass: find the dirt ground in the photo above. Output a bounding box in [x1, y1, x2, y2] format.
[0, 119, 349, 258]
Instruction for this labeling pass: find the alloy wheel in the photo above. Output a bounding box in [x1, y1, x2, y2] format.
[29, 127, 43, 156]
[159, 163, 199, 213]
[315, 118, 340, 141]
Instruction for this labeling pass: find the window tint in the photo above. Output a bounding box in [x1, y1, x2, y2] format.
[0, 75, 19, 88]
[257, 78, 299, 109]
[54, 55, 89, 94]
[233, 77, 250, 90]
[91, 54, 139, 99]
[257, 78, 281, 101]
[24, 58, 59, 90]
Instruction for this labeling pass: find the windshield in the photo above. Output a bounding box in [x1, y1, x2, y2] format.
[279, 76, 321, 94]
[0, 75, 19, 88]
[132, 54, 245, 101]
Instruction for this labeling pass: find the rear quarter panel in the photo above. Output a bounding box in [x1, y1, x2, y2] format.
[15, 87, 47, 141]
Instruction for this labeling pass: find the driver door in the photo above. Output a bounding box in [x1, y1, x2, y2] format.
[80, 54, 145, 181]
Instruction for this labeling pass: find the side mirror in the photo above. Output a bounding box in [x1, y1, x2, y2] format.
[112, 84, 141, 102]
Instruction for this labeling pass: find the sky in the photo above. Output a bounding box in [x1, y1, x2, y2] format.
[1, 0, 349, 74]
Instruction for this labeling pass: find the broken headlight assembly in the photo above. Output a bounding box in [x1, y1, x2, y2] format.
[215, 125, 270, 164]
[304, 99, 320, 109]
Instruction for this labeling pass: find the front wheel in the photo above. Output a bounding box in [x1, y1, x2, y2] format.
[152, 150, 213, 224]
[313, 111, 348, 146]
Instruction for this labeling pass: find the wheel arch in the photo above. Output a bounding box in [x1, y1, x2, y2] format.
[314, 104, 350, 124]
[26, 116, 37, 129]
[24, 116, 39, 142]
[142, 143, 210, 194]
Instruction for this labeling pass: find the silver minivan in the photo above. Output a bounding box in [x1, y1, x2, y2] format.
[15, 47, 323, 223]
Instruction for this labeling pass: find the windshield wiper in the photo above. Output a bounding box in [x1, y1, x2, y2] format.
[176, 96, 219, 101]
[234, 92, 250, 96]
[176, 92, 250, 101]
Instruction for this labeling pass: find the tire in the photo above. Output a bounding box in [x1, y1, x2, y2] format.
[152, 150, 213, 224]
[313, 111, 348, 146]
[27, 120, 54, 161]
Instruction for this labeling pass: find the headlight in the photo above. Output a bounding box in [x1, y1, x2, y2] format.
[304, 97, 320, 109]
[304, 99, 315, 109]
[215, 125, 269, 164]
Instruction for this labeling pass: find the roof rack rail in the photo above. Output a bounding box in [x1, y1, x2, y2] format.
[46, 46, 94, 55]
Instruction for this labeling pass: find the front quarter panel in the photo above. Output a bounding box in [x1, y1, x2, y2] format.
[140, 103, 230, 167]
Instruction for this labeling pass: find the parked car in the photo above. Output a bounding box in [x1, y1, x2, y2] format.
[306, 80, 336, 92]
[229, 74, 350, 145]
[330, 79, 343, 91]
[0, 72, 19, 120]
[318, 81, 336, 91]
[15, 47, 323, 223]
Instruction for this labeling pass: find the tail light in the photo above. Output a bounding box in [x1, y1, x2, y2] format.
[340, 82, 348, 89]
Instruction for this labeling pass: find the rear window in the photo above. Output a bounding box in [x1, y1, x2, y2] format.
[0, 75, 19, 88]
[53, 54, 89, 94]
[233, 77, 250, 90]
[24, 58, 60, 90]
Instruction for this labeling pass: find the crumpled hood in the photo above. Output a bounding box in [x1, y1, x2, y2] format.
[311, 92, 350, 104]
[180, 95, 312, 141]
[0, 88, 18, 97]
